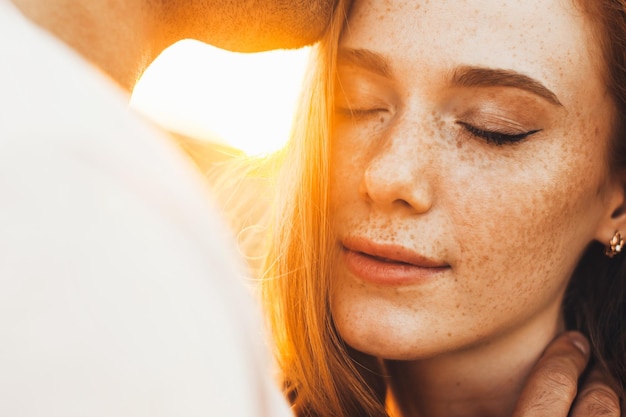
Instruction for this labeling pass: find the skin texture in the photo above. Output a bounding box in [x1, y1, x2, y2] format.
[10, 0, 337, 91]
[328, 0, 626, 415]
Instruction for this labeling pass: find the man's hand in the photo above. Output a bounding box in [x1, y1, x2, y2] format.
[512, 331, 621, 417]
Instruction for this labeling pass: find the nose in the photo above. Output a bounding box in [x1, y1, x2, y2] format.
[359, 128, 434, 213]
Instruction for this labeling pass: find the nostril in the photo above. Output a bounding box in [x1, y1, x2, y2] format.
[394, 199, 413, 209]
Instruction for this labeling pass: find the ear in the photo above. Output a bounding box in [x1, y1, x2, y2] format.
[595, 178, 626, 244]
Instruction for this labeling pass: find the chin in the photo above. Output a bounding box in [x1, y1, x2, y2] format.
[333, 312, 446, 361]
[343, 332, 440, 361]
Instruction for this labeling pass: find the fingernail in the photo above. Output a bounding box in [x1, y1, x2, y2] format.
[569, 331, 590, 355]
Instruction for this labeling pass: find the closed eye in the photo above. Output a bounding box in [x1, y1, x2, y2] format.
[457, 121, 541, 146]
[336, 106, 390, 119]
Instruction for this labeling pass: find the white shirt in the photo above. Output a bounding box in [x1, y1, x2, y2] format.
[0, 2, 291, 416]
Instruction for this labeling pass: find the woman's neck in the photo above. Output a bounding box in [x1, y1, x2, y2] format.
[386, 306, 564, 417]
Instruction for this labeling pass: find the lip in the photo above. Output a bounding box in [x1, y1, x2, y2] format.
[341, 237, 450, 286]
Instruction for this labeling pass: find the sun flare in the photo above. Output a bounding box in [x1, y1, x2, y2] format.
[130, 39, 311, 156]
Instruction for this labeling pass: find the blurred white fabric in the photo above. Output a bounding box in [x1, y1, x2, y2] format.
[0, 1, 291, 416]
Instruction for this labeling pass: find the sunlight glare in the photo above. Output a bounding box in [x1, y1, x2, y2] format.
[130, 39, 310, 156]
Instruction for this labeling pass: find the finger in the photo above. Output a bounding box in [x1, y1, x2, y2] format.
[511, 331, 590, 417]
[570, 367, 620, 417]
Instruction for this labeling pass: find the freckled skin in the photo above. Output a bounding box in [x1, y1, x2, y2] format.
[329, 0, 620, 414]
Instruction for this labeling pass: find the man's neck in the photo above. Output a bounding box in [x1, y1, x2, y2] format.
[10, 0, 170, 92]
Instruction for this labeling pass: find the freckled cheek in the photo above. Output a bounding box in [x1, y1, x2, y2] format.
[450, 153, 598, 316]
[471, 121, 608, 328]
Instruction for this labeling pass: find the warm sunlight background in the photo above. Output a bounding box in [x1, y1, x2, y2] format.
[130, 40, 311, 156]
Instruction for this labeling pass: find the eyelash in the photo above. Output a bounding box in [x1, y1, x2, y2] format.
[457, 121, 541, 146]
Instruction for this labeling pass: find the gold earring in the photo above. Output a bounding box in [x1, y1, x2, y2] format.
[605, 231, 624, 258]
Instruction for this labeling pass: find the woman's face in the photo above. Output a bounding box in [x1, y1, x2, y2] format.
[329, 0, 618, 359]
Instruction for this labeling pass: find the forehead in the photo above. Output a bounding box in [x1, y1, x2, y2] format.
[340, 0, 603, 107]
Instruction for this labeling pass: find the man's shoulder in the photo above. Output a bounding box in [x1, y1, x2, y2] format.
[0, 5, 292, 416]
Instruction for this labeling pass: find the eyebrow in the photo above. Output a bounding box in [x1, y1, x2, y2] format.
[337, 48, 563, 107]
[337, 47, 392, 78]
[451, 65, 563, 106]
